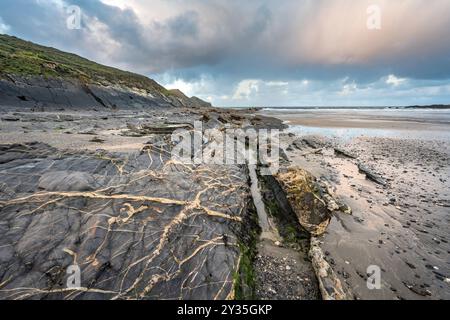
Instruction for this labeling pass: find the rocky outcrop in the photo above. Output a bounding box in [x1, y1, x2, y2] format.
[272, 167, 355, 300]
[274, 168, 333, 236]
[357, 163, 387, 186]
[167, 89, 212, 109]
[0, 76, 209, 111]
[189, 96, 212, 109]
[309, 238, 353, 300]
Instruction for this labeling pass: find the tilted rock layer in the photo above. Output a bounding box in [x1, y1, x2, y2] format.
[275, 168, 332, 236]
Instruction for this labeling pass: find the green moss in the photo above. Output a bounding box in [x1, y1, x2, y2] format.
[265, 198, 279, 218]
[232, 194, 260, 300]
[284, 225, 301, 244]
[159, 88, 179, 97]
[260, 175, 310, 249]
[233, 241, 257, 300]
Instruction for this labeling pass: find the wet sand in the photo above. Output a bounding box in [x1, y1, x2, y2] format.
[263, 108, 450, 140]
[262, 108, 450, 126]
[263, 108, 450, 300]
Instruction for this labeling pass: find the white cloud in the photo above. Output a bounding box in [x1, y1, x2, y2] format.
[386, 74, 406, 86]
[339, 82, 358, 96]
[266, 81, 289, 87]
[232, 80, 260, 100]
[160, 75, 450, 107]
[99, 0, 128, 9]
[0, 17, 11, 34]
[161, 75, 212, 98]
[164, 79, 196, 97]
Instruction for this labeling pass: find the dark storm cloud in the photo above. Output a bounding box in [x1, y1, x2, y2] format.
[0, 0, 283, 75]
[167, 11, 199, 38]
[1, 0, 450, 106]
[2, 0, 450, 81]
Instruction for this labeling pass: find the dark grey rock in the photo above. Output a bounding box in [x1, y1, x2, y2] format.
[357, 163, 387, 186]
[0, 142, 252, 300]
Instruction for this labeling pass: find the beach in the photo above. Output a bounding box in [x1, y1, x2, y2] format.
[261, 108, 450, 299]
[3, 0, 450, 306]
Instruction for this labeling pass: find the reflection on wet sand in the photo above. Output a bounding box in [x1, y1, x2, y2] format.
[264, 108, 450, 300]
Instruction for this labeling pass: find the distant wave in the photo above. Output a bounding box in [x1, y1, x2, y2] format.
[262, 107, 383, 112]
[262, 107, 450, 113]
[262, 107, 386, 111]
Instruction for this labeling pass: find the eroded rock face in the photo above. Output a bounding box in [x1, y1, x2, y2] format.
[275, 168, 332, 236]
[0, 142, 251, 300]
[0, 76, 209, 111]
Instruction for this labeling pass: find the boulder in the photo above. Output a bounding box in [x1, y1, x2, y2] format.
[275, 167, 332, 236]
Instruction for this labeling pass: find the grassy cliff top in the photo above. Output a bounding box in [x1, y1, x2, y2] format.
[0, 34, 167, 93]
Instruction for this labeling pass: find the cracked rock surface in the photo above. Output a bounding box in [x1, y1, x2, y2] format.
[0, 139, 251, 300]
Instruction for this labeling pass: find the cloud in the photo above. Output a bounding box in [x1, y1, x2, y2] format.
[340, 82, 358, 96]
[386, 75, 406, 86]
[162, 75, 210, 98]
[0, 0, 449, 106]
[0, 17, 10, 34]
[2, 0, 449, 80]
[175, 75, 450, 107]
[233, 80, 260, 100]
[167, 11, 199, 38]
[266, 81, 289, 87]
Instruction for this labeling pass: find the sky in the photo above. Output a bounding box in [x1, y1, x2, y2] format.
[1, 0, 450, 107]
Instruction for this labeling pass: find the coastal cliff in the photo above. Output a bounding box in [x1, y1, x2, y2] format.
[0, 34, 211, 111]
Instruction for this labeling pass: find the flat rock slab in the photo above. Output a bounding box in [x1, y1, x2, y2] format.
[0, 142, 251, 300]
